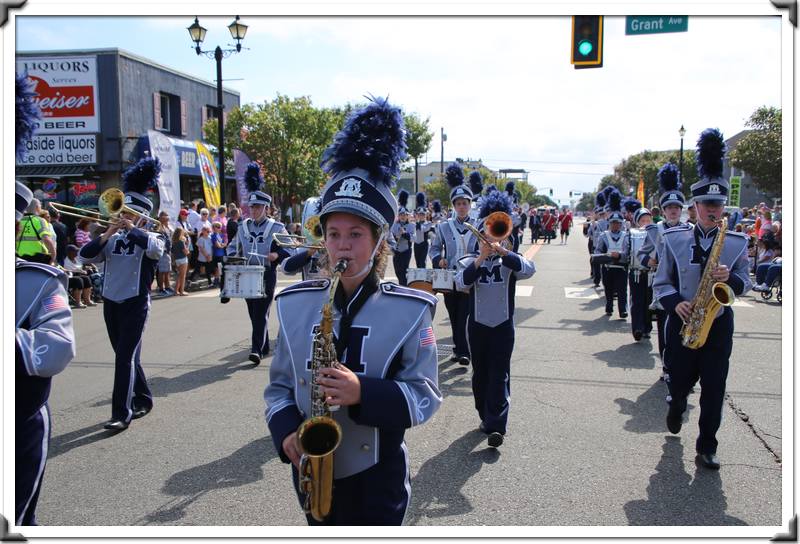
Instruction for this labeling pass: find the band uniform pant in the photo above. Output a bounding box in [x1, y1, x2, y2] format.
[413, 241, 428, 269]
[591, 252, 604, 287]
[655, 309, 667, 366]
[291, 445, 410, 525]
[467, 321, 514, 435]
[16, 405, 50, 526]
[246, 272, 277, 356]
[664, 308, 733, 455]
[628, 270, 653, 337]
[392, 249, 412, 286]
[602, 266, 627, 315]
[511, 228, 521, 253]
[442, 290, 470, 359]
[103, 294, 153, 423]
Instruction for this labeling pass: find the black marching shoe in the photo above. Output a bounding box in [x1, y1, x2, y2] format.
[488, 432, 504, 448]
[103, 419, 129, 431]
[458, 356, 471, 366]
[666, 408, 683, 434]
[449, 354, 460, 363]
[249, 352, 261, 365]
[633, 330, 643, 341]
[696, 453, 721, 470]
[220, 297, 230, 304]
[132, 406, 151, 420]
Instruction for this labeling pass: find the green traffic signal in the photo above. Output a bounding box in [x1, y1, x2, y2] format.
[578, 39, 594, 56]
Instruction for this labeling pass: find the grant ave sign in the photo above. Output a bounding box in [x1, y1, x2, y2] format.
[625, 16, 688, 35]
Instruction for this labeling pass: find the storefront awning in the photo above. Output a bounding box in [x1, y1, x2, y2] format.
[16, 165, 92, 177]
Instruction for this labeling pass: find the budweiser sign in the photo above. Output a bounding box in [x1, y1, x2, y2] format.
[16, 55, 99, 134]
[29, 76, 95, 117]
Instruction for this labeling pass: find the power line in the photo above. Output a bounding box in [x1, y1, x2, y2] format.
[483, 158, 616, 166]
[524, 169, 609, 176]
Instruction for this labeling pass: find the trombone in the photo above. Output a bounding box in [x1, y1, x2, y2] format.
[50, 187, 159, 227]
[272, 214, 326, 251]
[463, 211, 513, 248]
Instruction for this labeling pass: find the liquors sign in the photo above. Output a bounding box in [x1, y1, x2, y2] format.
[16, 56, 100, 134]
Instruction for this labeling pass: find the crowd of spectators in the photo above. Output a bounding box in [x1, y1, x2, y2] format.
[723, 202, 782, 295]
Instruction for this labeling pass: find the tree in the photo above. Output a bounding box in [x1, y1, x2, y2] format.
[204, 95, 344, 210]
[422, 177, 451, 205]
[404, 113, 434, 193]
[610, 150, 698, 206]
[729, 106, 782, 196]
[576, 192, 596, 212]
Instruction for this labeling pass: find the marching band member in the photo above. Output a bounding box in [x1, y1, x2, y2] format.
[637, 163, 687, 365]
[282, 197, 326, 281]
[627, 203, 653, 341]
[430, 163, 477, 365]
[594, 189, 629, 318]
[652, 128, 751, 470]
[431, 199, 445, 224]
[79, 157, 166, 431]
[389, 189, 415, 286]
[622, 198, 641, 231]
[456, 190, 535, 448]
[505, 182, 523, 252]
[226, 162, 291, 365]
[265, 96, 441, 525]
[15, 73, 76, 526]
[468, 170, 483, 222]
[590, 192, 609, 287]
[412, 192, 433, 268]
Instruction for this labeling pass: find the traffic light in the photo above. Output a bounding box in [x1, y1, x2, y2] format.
[571, 16, 603, 69]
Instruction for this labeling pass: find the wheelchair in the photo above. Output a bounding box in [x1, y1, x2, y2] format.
[760, 277, 781, 304]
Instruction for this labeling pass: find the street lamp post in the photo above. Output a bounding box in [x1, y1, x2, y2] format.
[188, 16, 248, 203]
[440, 127, 446, 178]
[678, 124, 686, 185]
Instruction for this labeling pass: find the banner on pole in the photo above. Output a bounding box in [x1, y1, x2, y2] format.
[636, 173, 645, 205]
[729, 176, 742, 207]
[147, 130, 181, 224]
[196, 141, 221, 210]
[233, 149, 252, 219]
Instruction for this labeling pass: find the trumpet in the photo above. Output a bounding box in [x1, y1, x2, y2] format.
[463, 211, 513, 248]
[50, 187, 159, 227]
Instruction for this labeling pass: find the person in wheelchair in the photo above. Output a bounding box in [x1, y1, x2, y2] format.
[63, 244, 98, 308]
[752, 238, 781, 293]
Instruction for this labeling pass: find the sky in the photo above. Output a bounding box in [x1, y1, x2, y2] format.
[15, 15, 782, 205]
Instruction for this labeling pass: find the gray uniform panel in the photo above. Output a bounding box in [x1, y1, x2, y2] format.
[430, 218, 477, 269]
[227, 217, 288, 268]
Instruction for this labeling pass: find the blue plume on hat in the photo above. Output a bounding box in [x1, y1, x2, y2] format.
[623, 198, 642, 214]
[657, 163, 681, 193]
[607, 188, 622, 212]
[696, 128, 726, 180]
[415, 191, 426, 209]
[432, 200, 442, 214]
[479, 189, 513, 219]
[397, 189, 409, 209]
[468, 171, 483, 195]
[16, 72, 41, 159]
[122, 157, 161, 193]
[595, 191, 606, 208]
[504, 181, 515, 197]
[445, 163, 464, 189]
[320, 95, 406, 188]
[244, 162, 263, 193]
[601, 185, 617, 202]
[485, 184, 497, 194]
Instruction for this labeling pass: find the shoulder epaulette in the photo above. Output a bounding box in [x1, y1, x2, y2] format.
[275, 278, 330, 298]
[663, 224, 692, 235]
[726, 230, 748, 240]
[15, 260, 63, 278]
[380, 282, 437, 306]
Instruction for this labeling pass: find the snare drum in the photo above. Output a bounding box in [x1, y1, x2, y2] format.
[221, 265, 266, 298]
[432, 269, 455, 294]
[406, 268, 433, 293]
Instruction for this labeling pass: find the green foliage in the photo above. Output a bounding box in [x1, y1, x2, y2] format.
[422, 177, 451, 204]
[203, 95, 345, 210]
[605, 149, 697, 206]
[528, 194, 557, 208]
[729, 106, 782, 196]
[575, 192, 596, 212]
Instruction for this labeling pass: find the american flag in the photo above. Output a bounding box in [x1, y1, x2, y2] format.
[419, 326, 436, 347]
[42, 295, 68, 313]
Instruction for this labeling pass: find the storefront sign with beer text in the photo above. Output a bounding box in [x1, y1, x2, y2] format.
[18, 134, 97, 166]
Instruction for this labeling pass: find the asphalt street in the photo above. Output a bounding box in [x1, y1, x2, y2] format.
[32, 219, 784, 533]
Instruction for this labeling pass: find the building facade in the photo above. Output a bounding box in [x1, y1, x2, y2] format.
[16, 48, 240, 217]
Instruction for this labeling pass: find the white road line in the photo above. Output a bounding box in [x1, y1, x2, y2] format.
[732, 299, 753, 307]
[516, 285, 533, 297]
[564, 287, 600, 299]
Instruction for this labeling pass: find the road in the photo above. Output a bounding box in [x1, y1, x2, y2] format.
[28, 219, 784, 535]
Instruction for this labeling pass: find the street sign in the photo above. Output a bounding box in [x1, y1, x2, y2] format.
[625, 16, 688, 35]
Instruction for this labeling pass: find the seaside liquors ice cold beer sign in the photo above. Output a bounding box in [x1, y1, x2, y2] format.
[16, 56, 100, 134]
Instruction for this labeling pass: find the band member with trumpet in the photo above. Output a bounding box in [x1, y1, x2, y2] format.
[227, 162, 291, 365]
[265, 96, 441, 525]
[638, 163, 688, 365]
[412, 192, 434, 268]
[430, 163, 477, 365]
[628, 206, 654, 341]
[15, 72, 76, 526]
[593, 189, 629, 318]
[389, 189, 415, 286]
[652, 128, 750, 470]
[456, 190, 535, 448]
[282, 197, 327, 281]
[79, 157, 166, 431]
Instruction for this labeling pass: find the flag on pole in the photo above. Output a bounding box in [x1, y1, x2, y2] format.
[636, 172, 645, 204]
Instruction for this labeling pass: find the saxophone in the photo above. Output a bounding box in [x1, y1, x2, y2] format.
[680, 218, 734, 349]
[296, 258, 348, 521]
